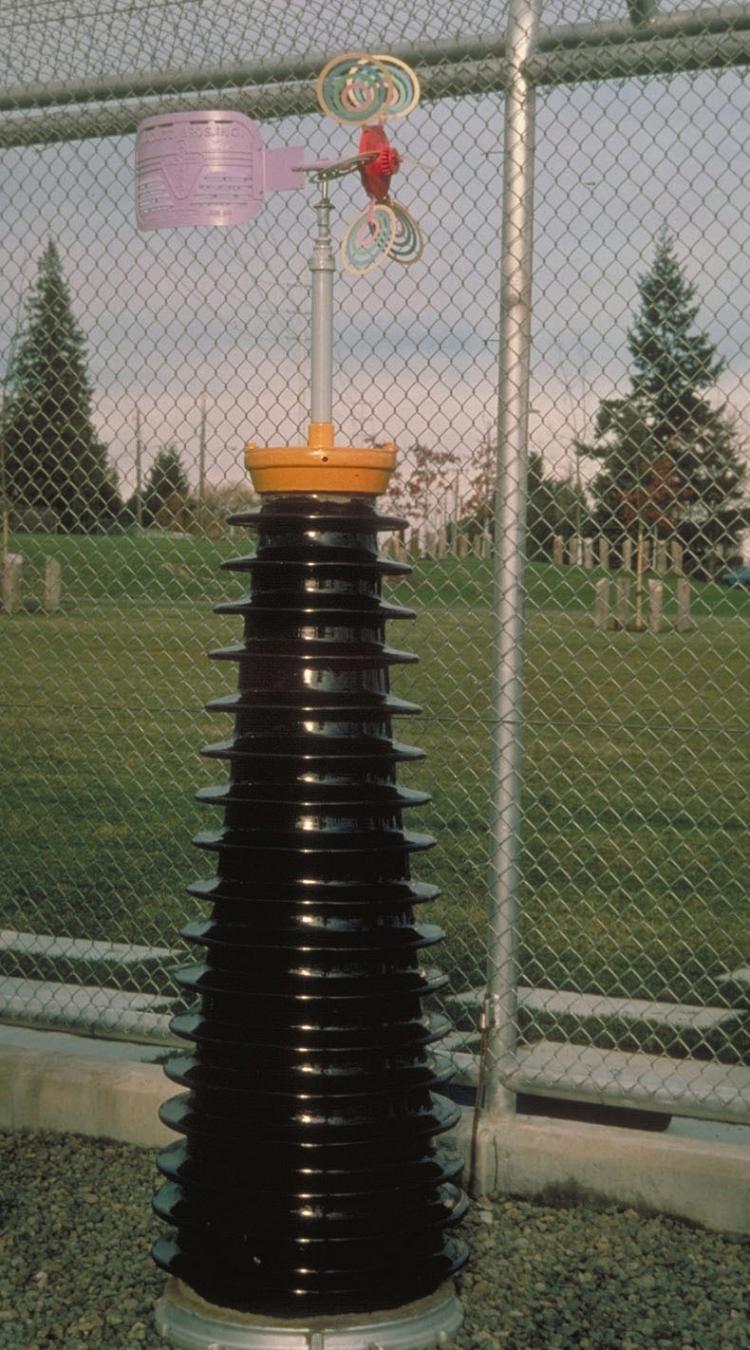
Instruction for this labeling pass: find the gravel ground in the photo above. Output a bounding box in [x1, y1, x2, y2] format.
[2, 1130, 750, 1349]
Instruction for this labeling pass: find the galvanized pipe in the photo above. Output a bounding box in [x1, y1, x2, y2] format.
[480, 0, 541, 1127]
[528, 26, 750, 82]
[2, 6, 750, 147]
[1, 4, 749, 114]
[310, 181, 334, 428]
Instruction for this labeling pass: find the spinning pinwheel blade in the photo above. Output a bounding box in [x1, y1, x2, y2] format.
[309, 51, 425, 275]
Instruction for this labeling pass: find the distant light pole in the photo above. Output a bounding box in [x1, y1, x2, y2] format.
[197, 391, 207, 503]
[135, 408, 143, 530]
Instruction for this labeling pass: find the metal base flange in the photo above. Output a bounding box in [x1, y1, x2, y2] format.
[155, 1278, 463, 1350]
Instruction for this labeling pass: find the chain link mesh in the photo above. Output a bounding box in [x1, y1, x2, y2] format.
[1, 0, 749, 1120]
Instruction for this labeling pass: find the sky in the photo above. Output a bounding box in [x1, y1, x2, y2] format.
[0, 0, 748, 516]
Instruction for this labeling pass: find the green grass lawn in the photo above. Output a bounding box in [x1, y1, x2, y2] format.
[2, 531, 750, 1042]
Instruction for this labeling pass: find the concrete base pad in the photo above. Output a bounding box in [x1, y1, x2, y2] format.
[156, 1278, 462, 1349]
[3, 1025, 750, 1234]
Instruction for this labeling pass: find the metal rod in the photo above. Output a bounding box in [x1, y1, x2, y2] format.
[1, 4, 749, 114]
[481, 0, 541, 1123]
[3, 6, 750, 147]
[528, 26, 750, 83]
[310, 180, 334, 427]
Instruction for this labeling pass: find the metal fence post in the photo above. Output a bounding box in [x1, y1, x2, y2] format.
[475, 0, 541, 1158]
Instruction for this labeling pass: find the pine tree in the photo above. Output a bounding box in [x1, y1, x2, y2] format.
[2, 240, 121, 532]
[579, 230, 747, 574]
[141, 446, 191, 529]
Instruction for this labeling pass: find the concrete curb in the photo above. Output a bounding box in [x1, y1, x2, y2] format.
[469, 1112, 750, 1234]
[3, 1025, 750, 1234]
[0, 1025, 173, 1148]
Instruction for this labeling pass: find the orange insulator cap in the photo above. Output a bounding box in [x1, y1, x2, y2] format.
[244, 423, 396, 496]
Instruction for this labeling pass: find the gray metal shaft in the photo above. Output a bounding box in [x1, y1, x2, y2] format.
[1, 3, 749, 113]
[481, 0, 541, 1123]
[2, 5, 750, 146]
[310, 183, 334, 427]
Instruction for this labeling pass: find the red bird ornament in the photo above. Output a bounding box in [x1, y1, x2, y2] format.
[358, 123, 401, 204]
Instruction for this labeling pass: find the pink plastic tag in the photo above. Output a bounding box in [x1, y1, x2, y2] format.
[135, 110, 302, 230]
[263, 145, 305, 193]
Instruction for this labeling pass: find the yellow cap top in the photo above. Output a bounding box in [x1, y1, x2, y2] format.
[245, 423, 396, 496]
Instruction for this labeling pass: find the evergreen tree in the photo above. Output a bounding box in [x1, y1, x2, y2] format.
[2, 240, 121, 532]
[141, 446, 191, 529]
[578, 230, 747, 574]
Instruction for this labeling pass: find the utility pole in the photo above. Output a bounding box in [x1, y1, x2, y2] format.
[0, 396, 8, 564]
[575, 444, 583, 542]
[1, 299, 23, 563]
[198, 390, 207, 502]
[135, 408, 143, 530]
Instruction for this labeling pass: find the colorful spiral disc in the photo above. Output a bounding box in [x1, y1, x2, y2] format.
[340, 205, 397, 275]
[372, 55, 421, 118]
[316, 53, 393, 125]
[388, 201, 424, 264]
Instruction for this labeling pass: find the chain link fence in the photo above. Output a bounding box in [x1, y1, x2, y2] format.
[1, 0, 749, 1124]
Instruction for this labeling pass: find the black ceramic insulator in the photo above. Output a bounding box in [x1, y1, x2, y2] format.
[152, 495, 468, 1318]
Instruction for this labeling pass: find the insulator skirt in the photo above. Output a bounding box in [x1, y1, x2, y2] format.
[153, 496, 468, 1317]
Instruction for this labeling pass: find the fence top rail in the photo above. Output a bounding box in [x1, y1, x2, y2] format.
[1, 2, 750, 121]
